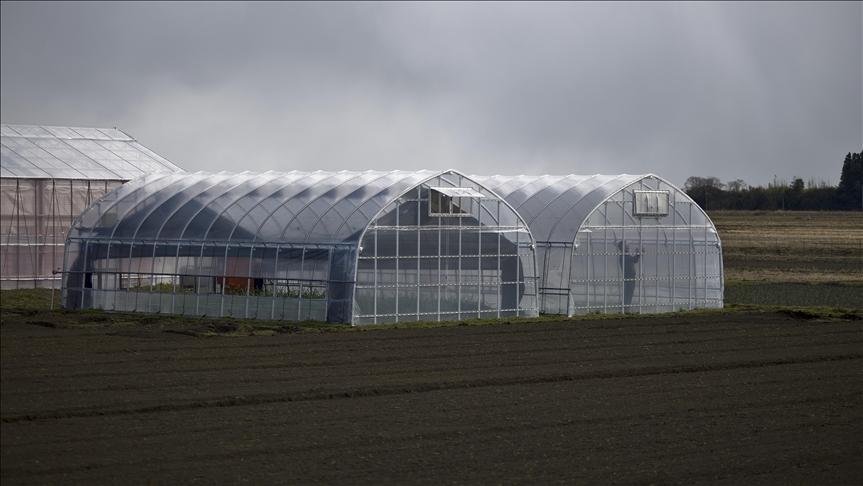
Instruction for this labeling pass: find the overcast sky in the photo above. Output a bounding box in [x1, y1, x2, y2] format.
[2, 1, 861, 186]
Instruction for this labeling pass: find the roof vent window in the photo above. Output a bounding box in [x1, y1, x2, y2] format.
[429, 187, 484, 217]
[633, 190, 670, 217]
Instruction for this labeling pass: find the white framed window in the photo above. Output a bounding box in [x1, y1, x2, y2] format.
[429, 187, 484, 217]
[633, 190, 670, 216]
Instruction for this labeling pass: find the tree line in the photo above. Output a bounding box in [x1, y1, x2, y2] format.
[684, 151, 862, 211]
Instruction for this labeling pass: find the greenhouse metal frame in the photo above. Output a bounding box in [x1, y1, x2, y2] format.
[0, 123, 182, 289]
[62, 170, 540, 324]
[474, 174, 724, 315]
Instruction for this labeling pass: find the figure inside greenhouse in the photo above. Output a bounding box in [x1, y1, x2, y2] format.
[617, 240, 641, 311]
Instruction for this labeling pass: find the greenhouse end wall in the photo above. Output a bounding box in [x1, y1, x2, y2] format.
[474, 174, 724, 316]
[61, 170, 539, 325]
[566, 177, 723, 315]
[0, 178, 123, 289]
[1, 123, 183, 289]
[353, 176, 538, 325]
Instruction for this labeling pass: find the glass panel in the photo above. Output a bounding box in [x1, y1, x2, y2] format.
[10, 125, 53, 138]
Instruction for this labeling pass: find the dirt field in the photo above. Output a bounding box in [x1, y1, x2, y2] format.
[2, 310, 861, 485]
[2, 211, 861, 484]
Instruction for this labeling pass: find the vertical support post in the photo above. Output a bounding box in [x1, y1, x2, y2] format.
[50, 182, 59, 307]
[476, 195, 481, 318]
[28, 179, 38, 290]
[457, 198, 462, 320]
[244, 245, 254, 319]
[655, 222, 659, 312]
[129, 241, 138, 312]
[638, 204, 643, 314]
[271, 245, 280, 320]
[586, 233, 591, 312]
[603, 214, 608, 313]
[105, 241, 115, 311]
[395, 199, 400, 323]
[297, 248, 305, 321]
[149, 242, 158, 313]
[60, 239, 69, 307]
[515, 222, 520, 317]
[219, 244, 230, 317]
[703, 220, 708, 308]
[621, 199, 626, 313]
[416, 186, 421, 321]
[79, 240, 89, 309]
[52, 180, 57, 289]
[171, 242, 181, 315]
[15, 179, 20, 289]
[567, 242, 575, 317]
[689, 202, 694, 310]
[373, 229, 378, 324]
[325, 247, 333, 322]
[437, 205, 442, 322]
[195, 243, 205, 316]
[671, 191, 676, 310]
[496, 199, 501, 319]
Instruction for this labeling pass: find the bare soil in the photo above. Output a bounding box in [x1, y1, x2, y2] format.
[2, 311, 861, 485]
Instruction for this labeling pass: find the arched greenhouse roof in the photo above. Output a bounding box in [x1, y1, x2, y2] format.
[68, 169, 480, 246]
[472, 174, 650, 244]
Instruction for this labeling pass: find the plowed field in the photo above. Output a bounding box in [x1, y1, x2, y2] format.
[2, 311, 861, 484]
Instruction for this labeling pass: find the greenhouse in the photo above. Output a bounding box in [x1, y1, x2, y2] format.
[1, 124, 181, 289]
[62, 170, 539, 324]
[473, 174, 723, 315]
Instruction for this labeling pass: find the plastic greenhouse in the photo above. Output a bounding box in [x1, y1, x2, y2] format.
[473, 174, 723, 315]
[1, 124, 181, 289]
[61, 170, 539, 324]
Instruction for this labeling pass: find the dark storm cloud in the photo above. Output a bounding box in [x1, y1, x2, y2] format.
[2, 1, 860, 185]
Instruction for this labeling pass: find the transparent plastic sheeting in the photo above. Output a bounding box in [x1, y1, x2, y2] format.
[473, 174, 723, 315]
[1, 124, 182, 179]
[62, 170, 539, 324]
[0, 124, 181, 288]
[0, 178, 123, 289]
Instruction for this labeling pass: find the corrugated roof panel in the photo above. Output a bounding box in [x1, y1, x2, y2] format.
[126, 141, 182, 171]
[95, 127, 134, 141]
[8, 125, 53, 138]
[1, 145, 50, 177]
[472, 173, 648, 243]
[0, 123, 181, 180]
[0, 125, 19, 137]
[44, 126, 83, 139]
[67, 169, 471, 245]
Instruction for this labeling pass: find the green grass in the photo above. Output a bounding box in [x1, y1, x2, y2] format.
[724, 281, 863, 309]
[2, 288, 860, 337]
[0, 289, 345, 336]
[0, 288, 57, 311]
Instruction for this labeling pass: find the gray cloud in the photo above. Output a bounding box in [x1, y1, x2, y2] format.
[2, 1, 860, 186]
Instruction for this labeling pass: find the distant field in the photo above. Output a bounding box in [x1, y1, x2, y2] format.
[710, 210, 863, 284]
[710, 210, 862, 308]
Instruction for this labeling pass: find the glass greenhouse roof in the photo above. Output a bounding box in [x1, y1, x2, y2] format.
[473, 174, 649, 243]
[1, 123, 182, 180]
[70, 169, 454, 245]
